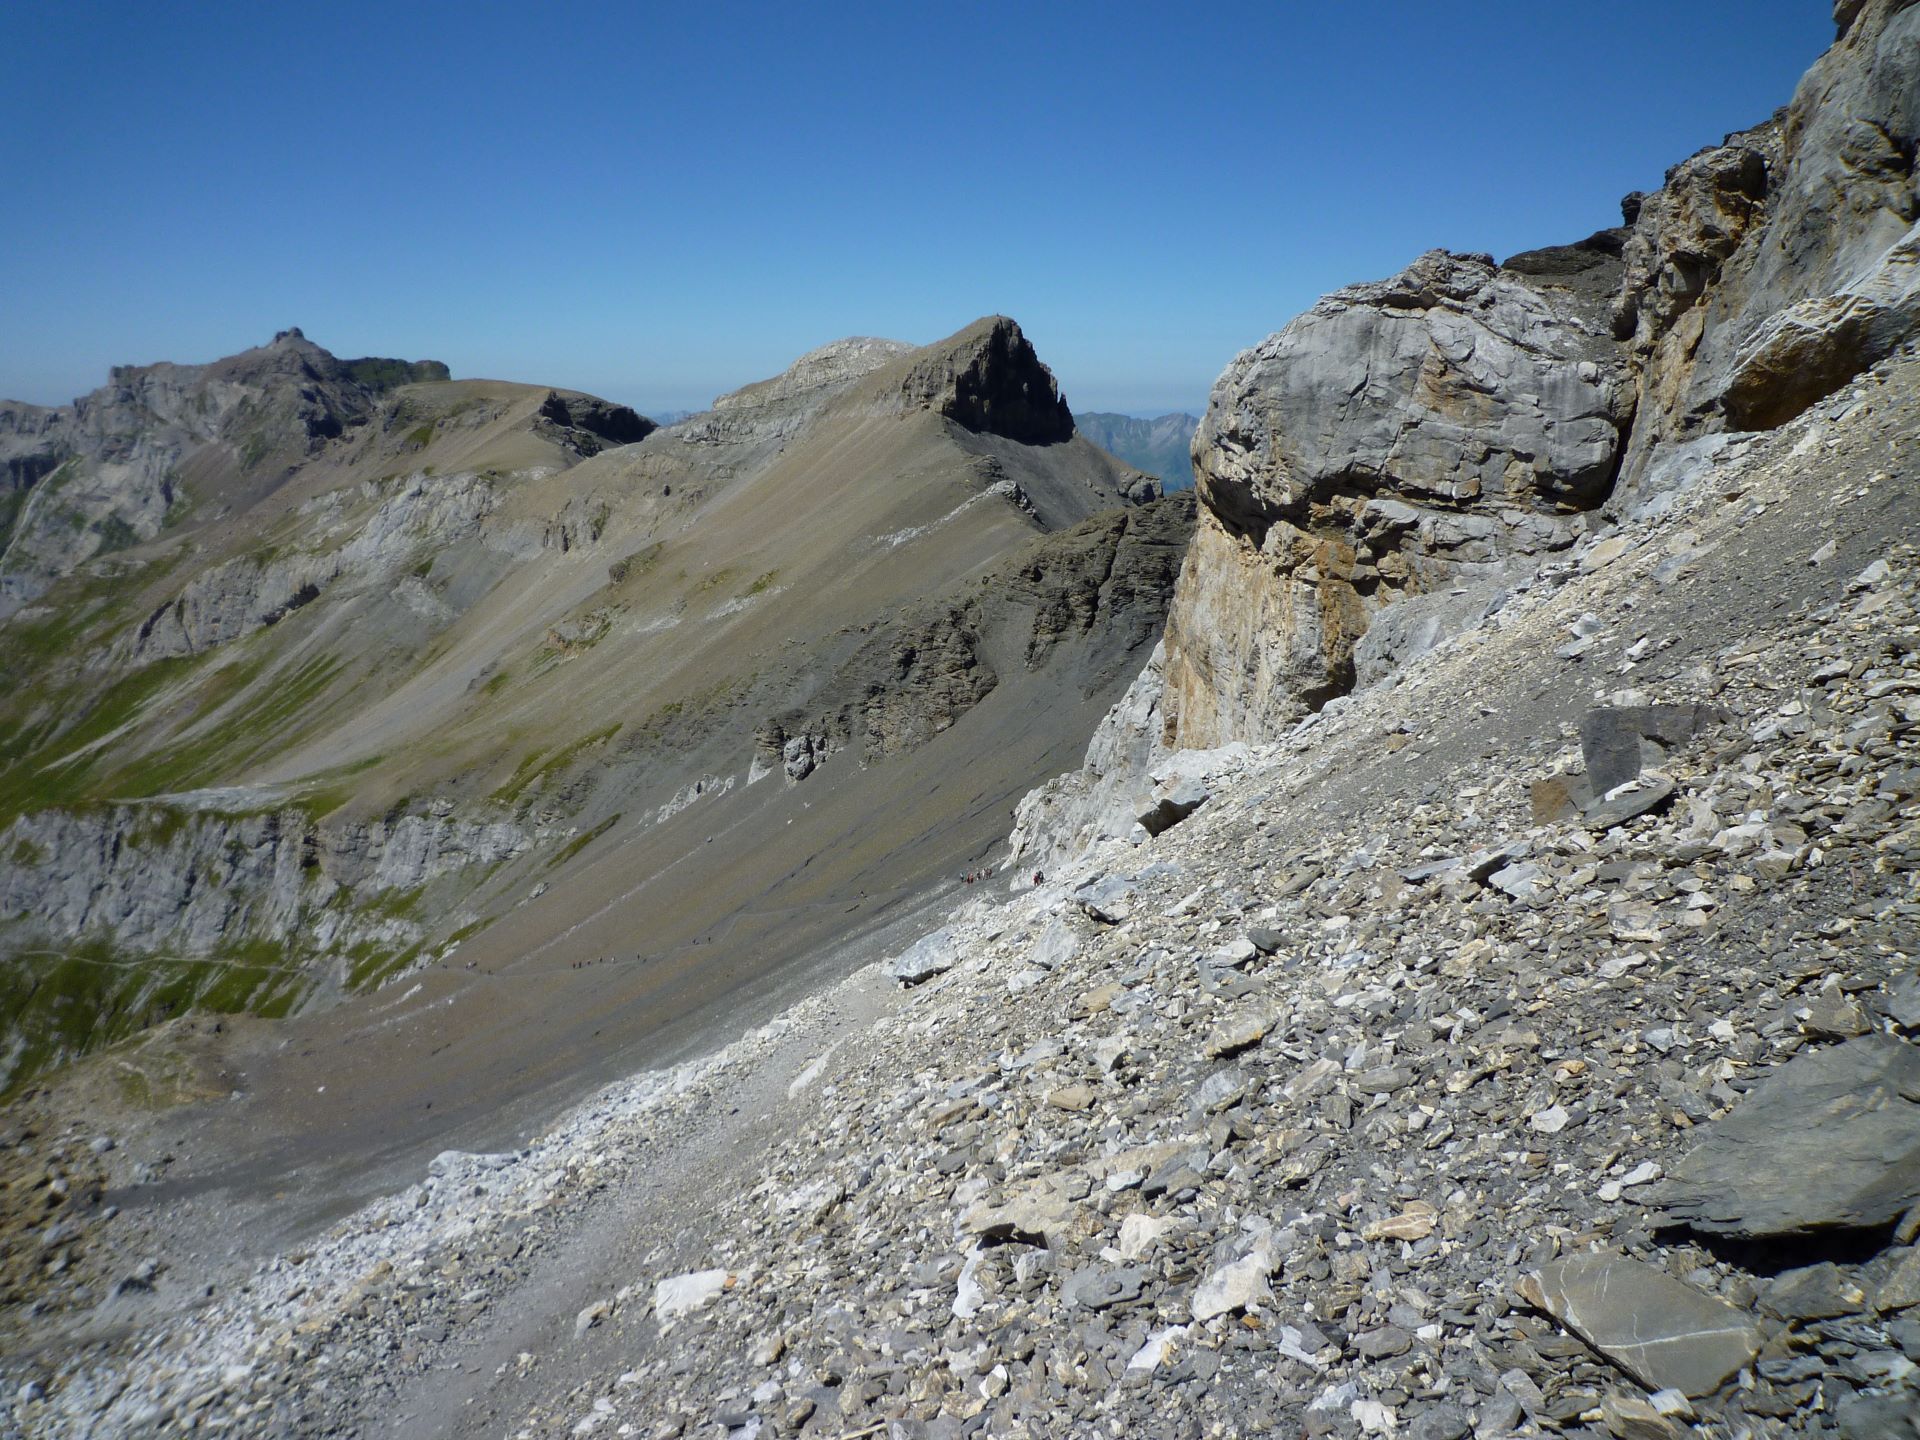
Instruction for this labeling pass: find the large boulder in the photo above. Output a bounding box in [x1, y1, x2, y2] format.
[1164, 249, 1631, 743]
[1649, 1034, 1920, 1238]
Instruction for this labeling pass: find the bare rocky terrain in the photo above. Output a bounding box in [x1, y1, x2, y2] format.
[3, 3, 1919, 1438]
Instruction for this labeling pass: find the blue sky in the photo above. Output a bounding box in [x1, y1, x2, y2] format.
[4, 2, 1831, 417]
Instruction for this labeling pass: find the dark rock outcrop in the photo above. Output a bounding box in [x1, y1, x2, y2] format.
[863, 317, 1075, 444]
[759, 495, 1194, 771]
[1649, 1034, 1920, 1239]
[536, 390, 657, 452]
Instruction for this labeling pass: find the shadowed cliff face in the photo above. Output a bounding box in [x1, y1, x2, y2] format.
[852, 316, 1076, 444]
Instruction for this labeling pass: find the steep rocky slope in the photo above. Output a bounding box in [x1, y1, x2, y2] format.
[3, 6, 1917, 1437]
[1013, 0, 1920, 876]
[11, 318, 1911, 1440]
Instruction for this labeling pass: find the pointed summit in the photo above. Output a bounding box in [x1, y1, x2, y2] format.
[861, 316, 1074, 444]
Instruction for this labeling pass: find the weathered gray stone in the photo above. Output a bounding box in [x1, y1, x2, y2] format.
[884, 928, 959, 985]
[1190, 1248, 1276, 1321]
[1651, 1035, 1920, 1237]
[653, 1269, 731, 1325]
[1618, 0, 1920, 486]
[1061, 1266, 1146, 1311]
[1520, 1250, 1760, 1396]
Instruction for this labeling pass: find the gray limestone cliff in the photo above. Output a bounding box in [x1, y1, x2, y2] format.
[1019, 0, 1920, 865]
[0, 801, 535, 1086]
[0, 330, 451, 614]
[1165, 245, 1632, 745]
[1165, 0, 1920, 750]
[1615, 0, 1920, 486]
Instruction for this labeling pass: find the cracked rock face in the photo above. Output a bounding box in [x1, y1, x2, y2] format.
[0, 330, 449, 614]
[1192, 250, 1629, 540]
[1617, 0, 1920, 482]
[1165, 249, 1631, 746]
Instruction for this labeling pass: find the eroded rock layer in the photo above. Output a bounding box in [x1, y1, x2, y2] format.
[1160, 0, 1920, 761]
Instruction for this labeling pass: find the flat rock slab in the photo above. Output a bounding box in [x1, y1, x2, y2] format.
[654, 1269, 732, 1325]
[1519, 1251, 1760, 1397]
[1581, 704, 1728, 793]
[1649, 1034, 1920, 1237]
[884, 928, 959, 985]
[1583, 774, 1677, 830]
[1060, 1265, 1146, 1310]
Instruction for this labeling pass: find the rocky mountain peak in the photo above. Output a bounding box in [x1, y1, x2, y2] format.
[0, 332, 455, 612]
[711, 336, 913, 414]
[876, 315, 1075, 444]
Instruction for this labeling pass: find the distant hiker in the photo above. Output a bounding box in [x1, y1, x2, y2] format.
[1033, 870, 1043, 886]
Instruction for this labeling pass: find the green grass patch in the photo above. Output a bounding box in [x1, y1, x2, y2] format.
[0, 654, 207, 827]
[548, 812, 620, 869]
[0, 938, 311, 1096]
[490, 722, 621, 805]
[89, 514, 140, 555]
[298, 753, 386, 817]
[0, 644, 348, 830]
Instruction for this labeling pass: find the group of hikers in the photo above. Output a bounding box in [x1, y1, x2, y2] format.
[959, 868, 1046, 887]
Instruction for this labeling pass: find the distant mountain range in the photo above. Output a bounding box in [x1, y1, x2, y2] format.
[0, 316, 1187, 1102]
[1074, 411, 1198, 489]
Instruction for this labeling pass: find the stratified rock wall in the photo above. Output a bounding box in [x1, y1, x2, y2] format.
[1165, 250, 1631, 746]
[1616, 0, 1920, 485]
[1152, 0, 1920, 755]
[0, 804, 529, 960]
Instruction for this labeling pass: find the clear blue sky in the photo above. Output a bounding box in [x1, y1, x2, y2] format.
[3, 1, 1831, 418]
